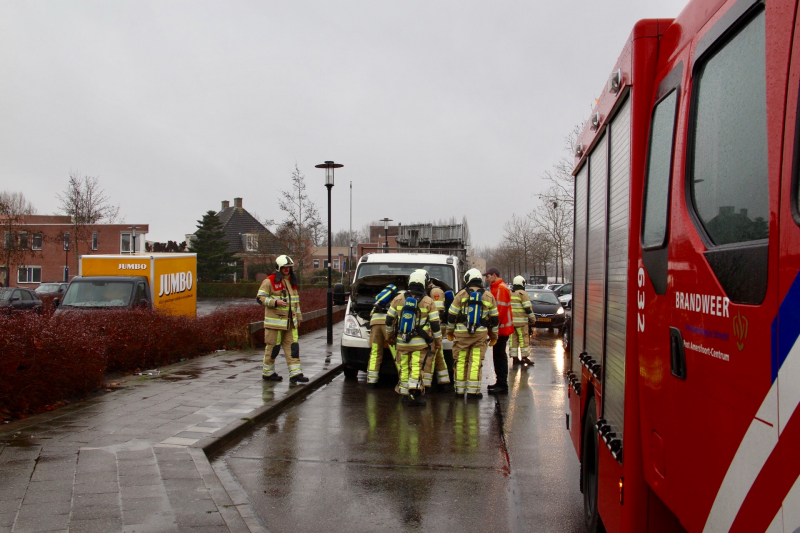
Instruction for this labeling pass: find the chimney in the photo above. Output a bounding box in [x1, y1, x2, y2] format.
[234, 197, 243, 208]
[221, 200, 230, 210]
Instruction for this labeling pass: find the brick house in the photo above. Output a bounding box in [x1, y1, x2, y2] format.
[1, 215, 149, 287]
[187, 198, 285, 281]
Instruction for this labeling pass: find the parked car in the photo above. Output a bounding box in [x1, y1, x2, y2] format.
[0, 287, 43, 314]
[525, 289, 566, 332]
[526, 284, 546, 290]
[553, 283, 572, 298]
[35, 282, 69, 309]
[545, 283, 565, 292]
[559, 293, 572, 308]
[54, 276, 153, 314]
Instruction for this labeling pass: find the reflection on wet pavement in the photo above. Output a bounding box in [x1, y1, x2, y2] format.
[224, 329, 583, 533]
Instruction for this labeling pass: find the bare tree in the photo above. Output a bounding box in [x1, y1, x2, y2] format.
[57, 172, 121, 265]
[539, 122, 583, 209]
[529, 187, 572, 282]
[276, 164, 322, 278]
[0, 192, 37, 286]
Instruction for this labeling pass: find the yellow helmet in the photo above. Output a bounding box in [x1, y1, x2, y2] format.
[276, 255, 294, 269]
[513, 275, 526, 287]
[412, 268, 430, 287]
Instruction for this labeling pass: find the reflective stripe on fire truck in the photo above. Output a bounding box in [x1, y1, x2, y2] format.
[704, 273, 800, 532]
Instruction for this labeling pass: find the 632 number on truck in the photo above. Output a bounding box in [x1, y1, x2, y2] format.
[566, 0, 800, 531]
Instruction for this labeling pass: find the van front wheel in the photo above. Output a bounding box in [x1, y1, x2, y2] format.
[343, 367, 359, 380]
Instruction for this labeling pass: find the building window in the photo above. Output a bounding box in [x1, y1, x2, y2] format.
[18, 232, 28, 249]
[333, 259, 339, 269]
[92, 232, 98, 251]
[313, 259, 319, 269]
[18, 266, 42, 284]
[121, 233, 131, 253]
[3, 232, 9, 250]
[245, 234, 258, 252]
[32, 232, 43, 250]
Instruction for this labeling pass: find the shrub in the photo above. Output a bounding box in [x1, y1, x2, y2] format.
[0, 288, 333, 417]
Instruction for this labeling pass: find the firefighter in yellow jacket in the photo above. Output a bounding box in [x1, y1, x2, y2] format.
[416, 269, 452, 392]
[256, 255, 309, 383]
[366, 283, 399, 387]
[510, 275, 536, 366]
[447, 268, 499, 398]
[385, 270, 442, 406]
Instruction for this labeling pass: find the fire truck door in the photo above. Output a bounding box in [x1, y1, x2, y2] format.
[679, 3, 791, 531]
[766, 13, 800, 530]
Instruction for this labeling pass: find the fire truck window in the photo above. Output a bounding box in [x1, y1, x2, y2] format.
[690, 10, 767, 246]
[643, 90, 678, 249]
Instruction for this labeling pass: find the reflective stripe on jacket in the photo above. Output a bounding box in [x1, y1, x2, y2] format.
[447, 288, 498, 335]
[510, 288, 536, 326]
[257, 274, 302, 330]
[490, 279, 514, 336]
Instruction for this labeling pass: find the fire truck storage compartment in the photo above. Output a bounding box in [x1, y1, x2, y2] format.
[586, 134, 608, 367]
[572, 163, 589, 373]
[573, 96, 632, 450]
[605, 97, 631, 448]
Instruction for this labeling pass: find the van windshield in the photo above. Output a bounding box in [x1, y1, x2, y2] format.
[61, 280, 134, 308]
[356, 263, 456, 289]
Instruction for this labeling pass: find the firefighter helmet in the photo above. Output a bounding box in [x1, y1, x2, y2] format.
[407, 270, 427, 295]
[412, 269, 431, 287]
[276, 255, 294, 269]
[463, 268, 483, 287]
[513, 275, 526, 288]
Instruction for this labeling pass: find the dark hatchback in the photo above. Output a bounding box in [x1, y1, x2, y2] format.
[526, 289, 566, 332]
[0, 287, 43, 314]
[35, 282, 69, 309]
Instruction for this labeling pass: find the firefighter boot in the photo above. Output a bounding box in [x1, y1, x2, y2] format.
[467, 392, 483, 399]
[404, 391, 426, 407]
[290, 373, 309, 383]
[262, 373, 283, 382]
[521, 357, 534, 366]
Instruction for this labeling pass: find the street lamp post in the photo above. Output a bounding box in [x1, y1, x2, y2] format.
[380, 218, 392, 253]
[129, 226, 138, 254]
[316, 160, 343, 345]
[63, 233, 70, 282]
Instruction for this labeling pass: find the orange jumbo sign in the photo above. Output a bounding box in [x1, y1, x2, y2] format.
[79, 254, 197, 317]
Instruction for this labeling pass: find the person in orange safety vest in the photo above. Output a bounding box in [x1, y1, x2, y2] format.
[484, 267, 513, 394]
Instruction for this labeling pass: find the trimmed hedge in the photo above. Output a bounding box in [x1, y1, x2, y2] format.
[0, 291, 330, 418]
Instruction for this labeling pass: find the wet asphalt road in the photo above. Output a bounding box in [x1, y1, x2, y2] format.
[222, 330, 583, 533]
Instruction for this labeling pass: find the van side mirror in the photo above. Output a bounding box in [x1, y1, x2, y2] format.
[52, 298, 60, 308]
[333, 283, 347, 306]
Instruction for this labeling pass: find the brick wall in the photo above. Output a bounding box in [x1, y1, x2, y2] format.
[2, 217, 149, 287]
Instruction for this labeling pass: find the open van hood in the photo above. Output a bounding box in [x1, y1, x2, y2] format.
[350, 274, 453, 319]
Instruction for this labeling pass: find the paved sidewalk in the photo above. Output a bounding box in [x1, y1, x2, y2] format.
[0, 323, 344, 533]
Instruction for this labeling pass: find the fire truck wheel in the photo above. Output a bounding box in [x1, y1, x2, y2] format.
[343, 366, 359, 380]
[582, 396, 603, 533]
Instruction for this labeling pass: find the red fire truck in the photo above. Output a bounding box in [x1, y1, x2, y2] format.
[567, 0, 800, 531]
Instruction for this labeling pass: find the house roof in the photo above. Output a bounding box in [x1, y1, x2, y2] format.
[216, 206, 284, 255]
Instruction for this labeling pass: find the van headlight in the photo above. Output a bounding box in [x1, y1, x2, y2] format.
[557, 306, 565, 315]
[344, 315, 362, 338]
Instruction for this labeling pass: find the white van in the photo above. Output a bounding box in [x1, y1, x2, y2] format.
[340, 253, 463, 380]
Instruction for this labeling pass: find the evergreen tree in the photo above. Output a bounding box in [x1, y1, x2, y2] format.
[189, 211, 237, 282]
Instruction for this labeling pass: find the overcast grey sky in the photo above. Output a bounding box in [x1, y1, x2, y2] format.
[0, 0, 688, 247]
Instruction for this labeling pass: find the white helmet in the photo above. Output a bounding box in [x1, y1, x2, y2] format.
[463, 268, 483, 286]
[513, 275, 526, 287]
[276, 255, 294, 269]
[412, 268, 430, 287]
[409, 270, 427, 287]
